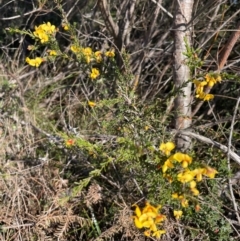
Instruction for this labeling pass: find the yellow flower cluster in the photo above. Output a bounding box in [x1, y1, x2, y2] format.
[70, 45, 114, 64]
[132, 202, 166, 239]
[25, 57, 43, 67]
[193, 73, 221, 101]
[33, 22, 56, 43]
[159, 141, 218, 210]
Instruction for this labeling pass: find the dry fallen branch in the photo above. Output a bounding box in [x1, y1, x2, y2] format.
[172, 129, 240, 165]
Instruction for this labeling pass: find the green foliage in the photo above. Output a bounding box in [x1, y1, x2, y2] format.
[0, 1, 239, 241]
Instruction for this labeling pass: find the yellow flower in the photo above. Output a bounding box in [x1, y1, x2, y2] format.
[205, 74, 216, 87]
[90, 68, 100, 79]
[159, 142, 175, 156]
[34, 30, 49, 43]
[88, 101, 96, 107]
[62, 23, 69, 30]
[41, 22, 56, 34]
[177, 170, 194, 183]
[49, 50, 57, 56]
[181, 198, 189, 208]
[26, 57, 43, 67]
[189, 180, 196, 188]
[191, 187, 200, 196]
[205, 73, 221, 87]
[105, 50, 115, 58]
[192, 168, 205, 182]
[81, 47, 92, 63]
[203, 166, 218, 179]
[152, 230, 166, 238]
[172, 193, 179, 199]
[193, 80, 207, 94]
[133, 204, 142, 218]
[33, 22, 56, 43]
[173, 152, 192, 168]
[162, 158, 174, 173]
[133, 216, 143, 229]
[174, 210, 183, 219]
[70, 45, 81, 53]
[142, 217, 154, 228]
[203, 93, 214, 101]
[94, 51, 102, 63]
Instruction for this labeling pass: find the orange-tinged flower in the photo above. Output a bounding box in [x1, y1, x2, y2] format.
[144, 230, 151, 237]
[174, 210, 183, 219]
[203, 166, 218, 178]
[195, 204, 201, 212]
[159, 142, 175, 156]
[142, 202, 161, 215]
[155, 214, 166, 223]
[66, 139, 75, 147]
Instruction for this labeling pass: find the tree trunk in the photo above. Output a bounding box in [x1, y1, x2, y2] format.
[173, 0, 194, 151]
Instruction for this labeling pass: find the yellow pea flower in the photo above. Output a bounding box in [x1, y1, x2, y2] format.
[174, 210, 183, 219]
[90, 68, 100, 79]
[191, 187, 200, 196]
[105, 50, 115, 58]
[133, 216, 143, 229]
[177, 171, 194, 183]
[159, 142, 175, 156]
[152, 229, 166, 238]
[203, 166, 218, 179]
[144, 230, 151, 237]
[26, 57, 43, 67]
[88, 101, 96, 107]
[189, 180, 196, 188]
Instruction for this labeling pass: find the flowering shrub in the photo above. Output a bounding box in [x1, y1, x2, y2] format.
[132, 141, 218, 238]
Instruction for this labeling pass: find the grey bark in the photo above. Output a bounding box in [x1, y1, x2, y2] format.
[173, 0, 194, 151]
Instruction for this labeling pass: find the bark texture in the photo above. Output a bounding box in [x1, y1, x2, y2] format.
[173, 0, 194, 151]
